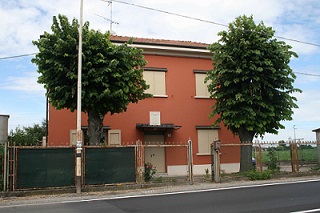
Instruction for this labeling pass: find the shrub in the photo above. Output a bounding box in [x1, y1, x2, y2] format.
[246, 170, 272, 180]
[276, 146, 285, 151]
[144, 162, 156, 182]
[267, 148, 279, 171]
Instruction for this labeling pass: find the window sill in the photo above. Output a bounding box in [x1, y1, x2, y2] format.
[197, 153, 211, 156]
[194, 96, 211, 99]
[153, 95, 168, 98]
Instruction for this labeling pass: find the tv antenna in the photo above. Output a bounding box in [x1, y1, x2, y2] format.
[97, 0, 119, 33]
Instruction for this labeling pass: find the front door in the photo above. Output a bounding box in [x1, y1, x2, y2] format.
[144, 134, 166, 173]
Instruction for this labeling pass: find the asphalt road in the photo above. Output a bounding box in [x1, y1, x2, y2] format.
[1, 180, 320, 213]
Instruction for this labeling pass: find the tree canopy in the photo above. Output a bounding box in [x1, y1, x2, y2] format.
[32, 15, 151, 145]
[8, 120, 46, 146]
[206, 15, 301, 171]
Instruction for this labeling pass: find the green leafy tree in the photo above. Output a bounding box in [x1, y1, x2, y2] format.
[8, 120, 46, 146]
[32, 15, 151, 145]
[206, 15, 301, 172]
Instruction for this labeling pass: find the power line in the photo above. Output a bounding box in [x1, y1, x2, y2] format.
[275, 36, 320, 47]
[1, 51, 319, 77]
[1, 1, 320, 63]
[295, 72, 320, 77]
[102, 0, 228, 28]
[0, 53, 37, 60]
[106, 0, 320, 47]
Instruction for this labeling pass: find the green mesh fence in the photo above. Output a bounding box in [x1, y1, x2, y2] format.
[85, 147, 135, 185]
[17, 148, 74, 189]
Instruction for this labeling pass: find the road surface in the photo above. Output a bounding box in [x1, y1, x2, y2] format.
[1, 179, 320, 213]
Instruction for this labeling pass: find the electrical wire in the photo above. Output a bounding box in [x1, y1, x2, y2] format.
[1, 51, 318, 78]
[1, 0, 320, 66]
[105, 0, 320, 47]
[0, 53, 37, 60]
[101, 0, 228, 28]
[295, 72, 320, 77]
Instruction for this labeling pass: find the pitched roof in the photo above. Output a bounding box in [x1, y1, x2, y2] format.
[109, 35, 209, 49]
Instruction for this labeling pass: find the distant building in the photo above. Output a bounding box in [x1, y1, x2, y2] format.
[47, 35, 240, 175]
[0, 114, 9, 145]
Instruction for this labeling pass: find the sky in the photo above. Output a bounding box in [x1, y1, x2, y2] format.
[0, 0, 319, 142]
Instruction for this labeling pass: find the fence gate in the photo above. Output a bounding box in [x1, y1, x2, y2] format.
[135, 140, 192, 183]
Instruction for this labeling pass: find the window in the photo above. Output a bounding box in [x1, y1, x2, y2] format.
[194, 70, 211, 98]
[70, 130, 83, 146]
[197, 129, 219, 155]
[70, 126, 110, 145]
[143, 68, 167, 97]
[108, 129, 121, 145]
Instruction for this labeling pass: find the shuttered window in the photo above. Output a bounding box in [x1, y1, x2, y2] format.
[143, 68, 167, 97]
[197, 129, 219, 155]
[194, 70, 211, 98]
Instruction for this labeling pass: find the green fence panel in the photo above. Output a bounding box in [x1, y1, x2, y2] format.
[85, 147, 135, 185]
[17, 148, 74, 189]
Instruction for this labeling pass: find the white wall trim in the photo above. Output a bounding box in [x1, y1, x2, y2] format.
[166, 163, 240, 176]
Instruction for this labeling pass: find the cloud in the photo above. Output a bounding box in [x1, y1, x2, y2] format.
[0, 71, 45, 95]
[262, 87, 320, 142]
[1, 0, 318, 56]
[292, 90, 320, 122]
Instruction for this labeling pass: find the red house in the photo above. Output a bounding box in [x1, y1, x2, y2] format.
[47, 35, 240, 175]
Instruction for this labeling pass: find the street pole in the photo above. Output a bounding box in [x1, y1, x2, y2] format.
[76, 0, 83, 194]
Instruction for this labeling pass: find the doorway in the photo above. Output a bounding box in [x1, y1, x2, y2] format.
[144, 133, 166, 173]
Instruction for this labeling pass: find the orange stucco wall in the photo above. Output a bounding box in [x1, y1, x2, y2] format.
[47, 54, 240, 166]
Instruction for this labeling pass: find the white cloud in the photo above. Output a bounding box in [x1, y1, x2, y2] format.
[292, 90, 320, 122]
[1, 0, 318, 55]
[274, 24, 319, 55]
[0, 72, 44, 95]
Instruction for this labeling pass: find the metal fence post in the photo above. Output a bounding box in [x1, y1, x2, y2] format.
[136, 140, 145, 184]
[3, 141, 7, 191]
[213, 140, 221, 183]
[188, 139, 194, 184]
[290, 143, 299, 173]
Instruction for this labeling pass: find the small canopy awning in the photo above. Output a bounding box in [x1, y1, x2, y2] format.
[136, 123, 181, 131]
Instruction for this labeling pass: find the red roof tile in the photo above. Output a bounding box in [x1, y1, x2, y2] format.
[109, 35, 209, 49]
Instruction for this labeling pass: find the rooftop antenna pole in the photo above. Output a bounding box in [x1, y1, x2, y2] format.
[99, 0, 119, 33]
[110, 0, 113, 32]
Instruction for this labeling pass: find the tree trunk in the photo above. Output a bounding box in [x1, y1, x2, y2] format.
[87, 110, 104, 146]
[238, 126, 255, 172]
